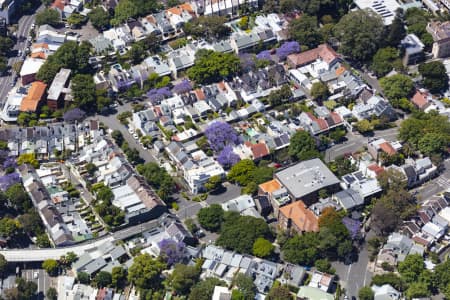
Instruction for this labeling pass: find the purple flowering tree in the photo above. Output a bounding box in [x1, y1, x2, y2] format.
[204, 121, 241, 152]
[147, 87, 172, 105]
[0, 172, 20, 191]
[342, 217, 361, 240]
[256, 50, 272, 61]
[240, 53, 256, 72]
[158, 238, 186, 266]
[217, 145, 240, 168]
[63, 108, 86, 123]
[276, 41, 300, 61]
[3, 157, 16, 170]
[172, 79, 192, 94]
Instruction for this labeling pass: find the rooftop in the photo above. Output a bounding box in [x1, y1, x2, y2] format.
[47, 68, 71, 101]
[279, 201, 319, 232]
[19, 81, 47, 112]
[275, 158, 339, 199]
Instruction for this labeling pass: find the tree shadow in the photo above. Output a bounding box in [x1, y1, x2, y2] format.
[209, 185, 227, 196]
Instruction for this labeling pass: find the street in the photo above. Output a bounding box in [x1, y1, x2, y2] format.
[414, 159, 450, 202]
[333, 231, 375, 299]
[0, 268, 52, 299]
[0, 6, 42, 108]
[325, 127, 399, 162]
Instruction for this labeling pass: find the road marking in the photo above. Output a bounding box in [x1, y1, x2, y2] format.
[346, 263, 352, 282]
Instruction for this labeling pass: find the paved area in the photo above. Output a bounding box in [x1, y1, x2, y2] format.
[325, 127, 399, 162]
[0, 6, 42, 108]
[414, 159, 450, 203]
[175, 183, 242, 220]
[22, 268, 52, 297]
[333, 231, 374, 299]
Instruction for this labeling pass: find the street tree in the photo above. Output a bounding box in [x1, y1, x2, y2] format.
[168, 264, 201, 295]
[127, 253, 166, 290]
[334, 10, 384, 62]
[419, 61, 449, 93]
[358, 286, 374, 300]
[42, 259, 59, 276]
[197, 204, 224, 232]
[35, 8, 61, 26]
[380, 74, 414, 101]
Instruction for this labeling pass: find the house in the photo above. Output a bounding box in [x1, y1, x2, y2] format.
[132, 109, 158, 135]
[352, 95, 396, 121]
[221, 195, 260, 218]
[258, 179, 290, 216]
[401, 34, 425, 65]
[1, 86, 28, 122]
[371, 284, 401, 300]
[308, 271, 335, 292]
[47, 68, 71, 110]
[427, 21, 450, 58]
[20, 58, 45, 85]
[367, 138, 402, 162]
[19, 81, 47, 113]
[212, 286, 231, 300]
[376, 232, 424, 267]
[278, 201, 319, 233]
[192, 0, 258, 17]
[297, 286, 334, 300]
[280, 264, 306, 287]
[391, 157, 438, 188]
[333, 189, 364, 211]
[108, 64, 135, 92]
[287, 44, 340, 69]
[340, 170, 382, 201]
[354, 0, 400, 25]
[411, 89, 432, 110]
[274, 158, 340, 204]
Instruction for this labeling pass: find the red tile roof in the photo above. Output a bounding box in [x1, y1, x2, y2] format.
[411, 90, 429, 109]
[52, 0, 65, 10]
[329, 112, 342, 124]
[194, 88, 205, 100]
[20, 81, 47, 112]
[250, 142, 270, 159]
[379, 142, 397, 156]
[279, 201, 319, 232]
[368, 164, 384, 176]
[287, 44, 339, 67]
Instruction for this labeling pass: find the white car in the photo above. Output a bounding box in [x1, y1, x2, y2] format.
[128, 128, 134, 134]
[133, 133, 139, 139]
[33, 271, 39, 279]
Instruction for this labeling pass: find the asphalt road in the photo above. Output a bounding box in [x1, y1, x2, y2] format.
[325, 127, 400, 162]
[414, 159, 450, 203]
[0, 6, 42, 108]
[175, 182, 242, 220]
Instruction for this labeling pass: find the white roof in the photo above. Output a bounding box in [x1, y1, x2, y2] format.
[354, 0, 401, 25]
[439, 207, 450, 224]
[20, 58, 45, 76]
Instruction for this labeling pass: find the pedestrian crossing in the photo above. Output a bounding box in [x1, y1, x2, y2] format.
[436, 177, 450, 189]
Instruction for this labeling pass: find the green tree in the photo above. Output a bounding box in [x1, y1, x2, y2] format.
[112, 0, 138, 25]
[85, 162, 98, 176]
[88, 7, 111, 31]
[371, 273, 407, 291]
[371, 47, 400, 77]
[380, 74, 414, 101]
[94, 271, 112, 288]
[128, 43, 146, 64]
[406, 282, 431, 299]
[266, 285, 292, 300]
[204, 175, 222, 192]
[398, 254, 425, 284]
[0, 217, 22, 238]
[310, 81, 329, 101]
[67, 13, 86, 28]
[6, 183, 31, 213]
[72, 74, 97, 112]
[17, 153, 39, 168]
[282, 233, 320, 266]
[288, 15, 322, 49]
[189, 277, 227, 300]
[187, 50, 241, 84]
[386, 10, 406, 47]
[232, 273, 256, 300]
[217, 213, 271, 254]
[111, 130, 124, 147]
[183, 16, 231, 41]
[314, 259, 333, 273]
[42, 259, 59, 276]
[127, 253, 166, 290]
[227, 159, 256, 186]
[358, 286, 374, 300]
[354, 119, 374, 133]
[288, 130, 319, 161]
[111, 266, 127, 289]
[35, 8, 61, 26]
[197, 204, 224, 232]
[0, 254, 7, 278]
[136, 162, 175, 201]
[252, 238, 274, 258]
[36, 234, 51, 247]
[419, 61, 449, 93]
[77, 272, 90, 284]
[334, 10, 384, 61]
[46, 287, 58, 300]
[168, 264, 201, 295]
[0, 36, 14, 56]
[418, 132, 448, 156]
